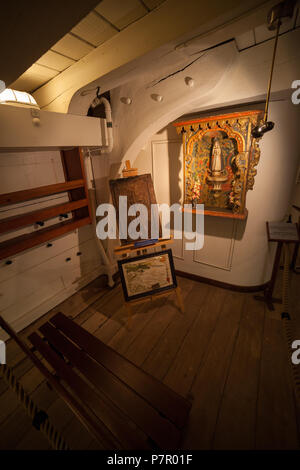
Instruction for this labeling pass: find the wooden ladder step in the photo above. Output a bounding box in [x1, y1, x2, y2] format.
[50, 313, 191, 429]
[39, 321, 181, 449]
[0, 180, 85, 206]
[0, 217, 91, 260]
[0, 199, 88, 235]
[28, 331, 150, 450]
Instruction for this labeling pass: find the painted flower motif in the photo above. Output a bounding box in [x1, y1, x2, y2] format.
[192, 180, 201, 200]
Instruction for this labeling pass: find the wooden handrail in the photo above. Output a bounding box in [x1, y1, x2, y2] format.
[0, 179, 85, 206]
[0, 199, 88, 235]
[0, 217, 91, 260]
[0, 315, 117, 448]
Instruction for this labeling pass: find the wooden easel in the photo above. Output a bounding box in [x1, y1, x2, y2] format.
[114, 238, 184, 326]
[122, 160, 138, 178]
[114, 160, 184, 325]
[125, 283, 184, 325]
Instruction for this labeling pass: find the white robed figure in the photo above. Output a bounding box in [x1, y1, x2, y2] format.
[207, 137, 228, 195]
[210, 137, 223, 172]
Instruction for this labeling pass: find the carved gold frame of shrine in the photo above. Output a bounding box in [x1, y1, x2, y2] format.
[174, 110, 263, 219]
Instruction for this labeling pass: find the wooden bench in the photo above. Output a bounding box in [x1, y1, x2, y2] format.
[0, 313, 191, 449]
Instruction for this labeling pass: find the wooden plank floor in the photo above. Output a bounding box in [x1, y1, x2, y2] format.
[0, 273, 299, 450]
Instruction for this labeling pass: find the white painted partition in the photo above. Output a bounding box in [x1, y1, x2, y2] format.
[0, 105, 106, 150]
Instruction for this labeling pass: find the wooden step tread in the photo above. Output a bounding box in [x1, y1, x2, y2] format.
[0, 199, 88, 235]
[25, 312, 191, 449]
[0, 180, 85, 206]
[0, 216, 91, 260]
[50, 313, 191, 429]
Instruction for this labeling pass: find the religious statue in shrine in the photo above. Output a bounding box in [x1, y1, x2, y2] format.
[206, 137, 228, 196]
[174, 110, 263, 216]
[210, 137, 223, 172]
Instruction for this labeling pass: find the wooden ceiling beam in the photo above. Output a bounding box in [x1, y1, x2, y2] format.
[0, 0, 101, 87]
[32, 0, 271, 113]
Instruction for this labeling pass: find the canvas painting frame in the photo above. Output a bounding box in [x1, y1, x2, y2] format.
[109, 173, 161, 245]
[118, 249, 177, 302]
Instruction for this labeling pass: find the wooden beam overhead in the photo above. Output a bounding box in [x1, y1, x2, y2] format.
[0, 0, 101, 87]
[32, 0, 271, 113]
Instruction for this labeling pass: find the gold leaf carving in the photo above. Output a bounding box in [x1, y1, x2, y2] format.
[229, 152, 246, 213]
[247, 138, 261, 190]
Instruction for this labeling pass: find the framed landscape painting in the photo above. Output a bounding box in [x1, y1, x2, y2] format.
[118, 249, 177, 301]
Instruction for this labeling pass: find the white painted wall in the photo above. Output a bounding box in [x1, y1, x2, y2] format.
[0, 105, 106, 150]
[1, 11, 299, 339]
[84, 28, 300, 288]
[132, 99, 300, 286]
[107, 29, 300, 165]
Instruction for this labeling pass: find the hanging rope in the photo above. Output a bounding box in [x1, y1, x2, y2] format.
[0, 364, 69, 450]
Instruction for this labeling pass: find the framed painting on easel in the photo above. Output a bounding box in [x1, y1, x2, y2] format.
[109, 173, 161, 245]
[118, 249, 177, 302]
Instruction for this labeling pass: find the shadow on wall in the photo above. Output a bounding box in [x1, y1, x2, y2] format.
[167, 126, 182, 206]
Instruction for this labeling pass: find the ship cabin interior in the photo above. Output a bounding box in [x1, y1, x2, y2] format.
[0, 0, 300, 452]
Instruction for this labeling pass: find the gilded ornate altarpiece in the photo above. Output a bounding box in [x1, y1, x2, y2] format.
[174, 110, 263, 219]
